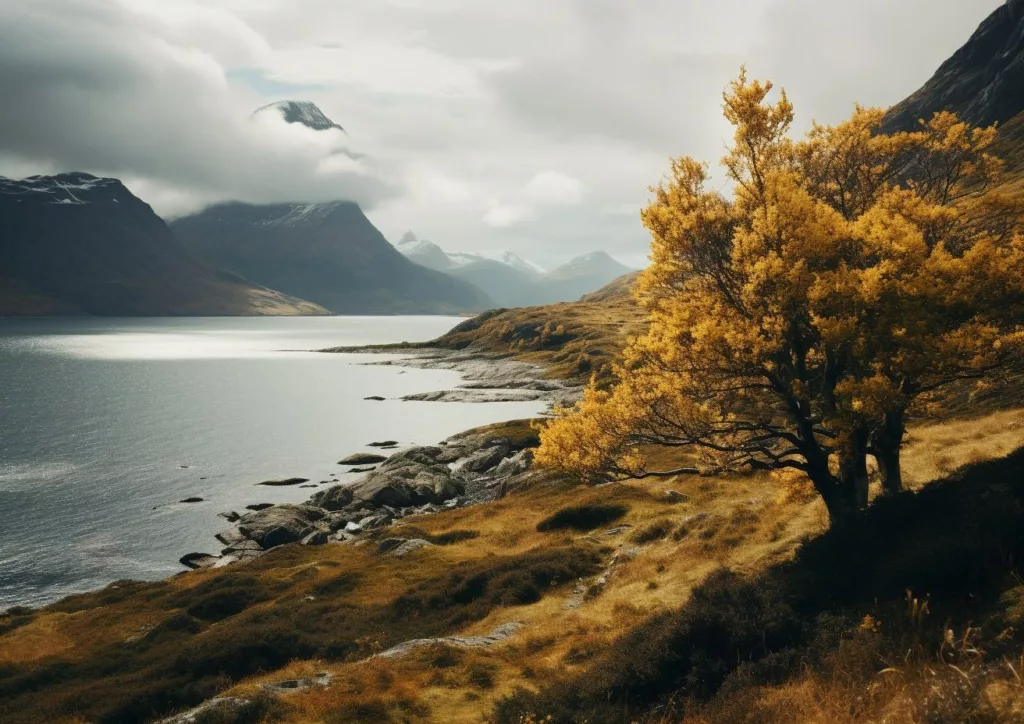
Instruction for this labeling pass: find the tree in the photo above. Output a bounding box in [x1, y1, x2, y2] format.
[535, 71, 1024, 529]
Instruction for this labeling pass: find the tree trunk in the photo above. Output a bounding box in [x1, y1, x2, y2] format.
[838, 426, 870, 511]
[872, 410, 905, 495]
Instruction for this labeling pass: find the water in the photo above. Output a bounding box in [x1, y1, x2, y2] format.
[0, 317, 544, 608]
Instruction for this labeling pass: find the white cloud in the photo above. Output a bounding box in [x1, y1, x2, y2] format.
[523, 171, 584, 205]
[0, 0, 1005, 267]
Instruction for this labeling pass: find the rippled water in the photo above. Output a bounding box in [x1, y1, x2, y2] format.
[0, 316, 543, 608]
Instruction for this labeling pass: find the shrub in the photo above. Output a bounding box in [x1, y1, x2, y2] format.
[537, 504, 629, 532]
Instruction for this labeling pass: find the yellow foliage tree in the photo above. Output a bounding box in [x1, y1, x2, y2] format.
[536, 71, 1024, 528]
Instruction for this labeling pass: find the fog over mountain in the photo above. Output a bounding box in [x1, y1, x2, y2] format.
[0, 1, 1002, 267]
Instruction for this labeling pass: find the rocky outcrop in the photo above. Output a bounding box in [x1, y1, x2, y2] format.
[196, 425, 544, 566]
[157, 697, 255, 724]
[339, 453, 388, 465]
[237, 505, 326, 549]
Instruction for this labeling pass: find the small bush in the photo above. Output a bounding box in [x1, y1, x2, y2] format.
[428, 530, 480, 546]
[537, 504, 629, 532]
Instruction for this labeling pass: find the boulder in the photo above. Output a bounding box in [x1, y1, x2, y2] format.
[364, 396, 386, 401]
[347, 466, 377, 473]
[663, 490, 689, 503]
[179, 552, 220, 570]
[376, 537, 409, 554]
[368, 440, 399, 447]
[179, 497, 204, 503]
[218, 511, 241, 522]
[245, 503, 274, 511]
[344, 521, 363, 534]
[358, 514, 391, 530]
[301, 530, 329, 546]
[391, 539, 434, 558]
[215, 529, 246, 547]
[309, 484, 355, 511]
[156, 697, 253, 724]
[338, 453, 388, 465]
[452, 443, 510, 475]
[237, 504, 326, 550]
[257, 477, 309, 487]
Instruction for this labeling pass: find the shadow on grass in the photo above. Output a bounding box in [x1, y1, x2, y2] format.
[495, 448, 1024, 724]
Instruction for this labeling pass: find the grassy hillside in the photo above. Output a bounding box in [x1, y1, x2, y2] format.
[2, 406, 1022, 723]
[429, 272, 645, 381]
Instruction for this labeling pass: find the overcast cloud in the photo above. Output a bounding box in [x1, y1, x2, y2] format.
[0, 0, 1002, 268]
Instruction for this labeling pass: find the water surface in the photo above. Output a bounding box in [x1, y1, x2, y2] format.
[0, 316, 543, 608]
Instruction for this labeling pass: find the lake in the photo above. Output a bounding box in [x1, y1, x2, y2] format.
[0, 316, 544, 608]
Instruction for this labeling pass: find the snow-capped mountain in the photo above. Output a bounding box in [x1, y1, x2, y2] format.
[394, 233, 632, 307]
[0, 172, 328, 316]
[253, 100, 346, 133]
[396, 233, 546, 279]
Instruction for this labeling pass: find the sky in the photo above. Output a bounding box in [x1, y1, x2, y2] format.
[0, 0, 1003, 269]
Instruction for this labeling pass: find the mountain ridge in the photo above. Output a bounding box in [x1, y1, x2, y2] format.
[172, 202, 495, 315]
[0, 172, 329, 316]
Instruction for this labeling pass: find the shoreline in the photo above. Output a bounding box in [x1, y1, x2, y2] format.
[176, 346, 583, 572]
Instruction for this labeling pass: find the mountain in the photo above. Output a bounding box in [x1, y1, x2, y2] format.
[172, 203, 494, 315]
[882, 1, 1024, 133]
[395, 233, 544, 307]
[0, 173, 328, 316]
[533, 251, 635, 305]
[394, 234, 632, 307]
[254, 100, 346, 133]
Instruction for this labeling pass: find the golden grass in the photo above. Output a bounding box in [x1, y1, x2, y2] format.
[3, 401, 1023, 723]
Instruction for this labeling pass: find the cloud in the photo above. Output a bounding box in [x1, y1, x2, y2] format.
[0, 0, 1005, 267]
[0, 0, 398, 216]
[523, 171, 584, 206]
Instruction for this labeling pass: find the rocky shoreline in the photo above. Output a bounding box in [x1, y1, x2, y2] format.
[180, 347, 583, 570]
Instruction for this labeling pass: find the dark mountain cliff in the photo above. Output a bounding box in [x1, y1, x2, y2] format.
[0, 173, 327, 316]
[171, 202, 494, 315]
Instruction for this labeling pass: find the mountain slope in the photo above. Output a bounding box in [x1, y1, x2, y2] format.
[0, 173, 328, 317]
[532, 251, 635, 305]
[882, 0, 1024, 132]
[395, 234, 632, 308]
[172, 203, 494, 315]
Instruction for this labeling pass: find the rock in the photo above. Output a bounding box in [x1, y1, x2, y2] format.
[262, 672, 331, 693]
[344, 521, 363, 534]
[301, 530, 329, 546]
[257, 477, 309, 487]
[604, 526, 632, 536]
[368, 440, 399, 447]
[299, 484, 317, 489]
[309, 484, 355, 511]
[245, 503, 274, 511]
[156, 697, 253, 724]
[391, 539, 434, 558]
[358, 514, 391, 530]
[221, 539, 262, 556]
[237, 504, 326, 550]
[339, 453, 388, 465]
[364, 396, 386, 401]
[213, 556, 239, 568]
[179, 497, 204, 503]
[492, 449, 533, 478]
[347, 466, 377, 473]
[452, 443, 511, 475]
[375, 622, 524, 659]
[218, 511, 241, 522]
[663, 490, 689, 503]
[216, 529, 246, 547]
[376, 537, 409, 554]
[179, 552, 220, 569]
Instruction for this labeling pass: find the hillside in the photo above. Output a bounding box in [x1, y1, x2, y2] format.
[172, 202, 494, 315]
[881, 0, 1024, 133]
[0, 173, 328, 317]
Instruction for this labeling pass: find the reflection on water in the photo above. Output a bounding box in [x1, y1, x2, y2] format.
[0, 317, 543, 607]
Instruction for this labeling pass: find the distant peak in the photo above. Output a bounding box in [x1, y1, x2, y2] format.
[0, 172, 126, 205]
[254, 100, 346, 133]
[399, 230, 418, 244]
